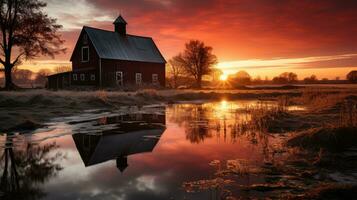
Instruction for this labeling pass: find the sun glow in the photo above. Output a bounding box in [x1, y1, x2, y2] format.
[219, 74, 228, 81]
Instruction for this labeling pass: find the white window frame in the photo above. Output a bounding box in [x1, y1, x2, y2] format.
[81, 46, 89, 62]
[73, 74, 77, 81]
[90, 74, 95, 81]
[152, 74, 158, 85]
[80, 74, 85, 81]
[135, 73, 142, 85]
[116, 71, 123, 86]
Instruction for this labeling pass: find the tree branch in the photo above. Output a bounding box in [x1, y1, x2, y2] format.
[12, 52, 24, 66]
[0, 57, 4, 65]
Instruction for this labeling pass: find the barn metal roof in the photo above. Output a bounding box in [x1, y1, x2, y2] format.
[83, 26, 166, 63]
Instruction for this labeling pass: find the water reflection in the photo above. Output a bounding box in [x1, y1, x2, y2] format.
[167, 101, 271, 146]
[0, 135, 63, 200]
[72, 113, 166, 172]
[0, 100, 302, 200]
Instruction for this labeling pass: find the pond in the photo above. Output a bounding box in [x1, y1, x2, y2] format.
[0, 100, 305, 199]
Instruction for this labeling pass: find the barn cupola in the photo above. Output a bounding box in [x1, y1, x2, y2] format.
[113, 15, 127, 35]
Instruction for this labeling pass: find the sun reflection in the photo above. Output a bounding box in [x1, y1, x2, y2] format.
[220, 100, 228, 110]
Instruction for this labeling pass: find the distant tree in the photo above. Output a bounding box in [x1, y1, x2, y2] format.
[0, 0, 65, 90]
[252, 76, 262, 84]
[35, 68, 52, 86]
[54, 66, 71, 73]
[172, 40, 217, 88]
[167, 57, 185, 88]
[272, 76, 286, 84]
[272, 72, 298, 84]
[229, 70, 251, 85]
[347, 71, 357, 83]
[303, 74, 318, 83]
[12, 68, 33, 85]
[280, 72, 298, 82]
[264, 76, 269, 83]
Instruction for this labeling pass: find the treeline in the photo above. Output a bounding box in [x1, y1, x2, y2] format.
[0, 66, 71, 88]
[225, 71, 349, 86]
[166, 40, 356, 89]
[166, 69, 354, 89]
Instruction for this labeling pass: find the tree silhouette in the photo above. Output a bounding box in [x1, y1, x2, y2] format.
[0, 136, 63, 200]
[167, 58, 185, 88]
[172, 40, 217, 88]
[229, 70, 251, 85]
[0, 0, 65, 90]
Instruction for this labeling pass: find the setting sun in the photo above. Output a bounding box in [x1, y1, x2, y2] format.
[219, 74, 228, 81]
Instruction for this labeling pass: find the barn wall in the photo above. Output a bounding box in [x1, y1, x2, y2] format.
[100, 59, 165, 87]
[47, 72, 71, 90]
[71, 31, 99, 72]
[71, 69, 98, 86]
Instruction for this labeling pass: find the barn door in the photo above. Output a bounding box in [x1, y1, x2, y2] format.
[115, 71, 123, 86]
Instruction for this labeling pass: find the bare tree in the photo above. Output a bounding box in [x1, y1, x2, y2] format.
[172, 40, 217, 88]
[167, 57, 185, 88]
[0, 0, 65, 90]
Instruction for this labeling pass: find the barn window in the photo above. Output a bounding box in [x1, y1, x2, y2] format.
[152, 74, 158, 85]
[82, 46, 89, 62]
[135, 73, 142, 85]
[90, 74, 95, 81]
[116, 71, 123, 86]
[73, 74, 77, 81]
[80, 74, 85, 81]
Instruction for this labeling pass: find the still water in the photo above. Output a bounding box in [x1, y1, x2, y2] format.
[0, 101, 297, 200]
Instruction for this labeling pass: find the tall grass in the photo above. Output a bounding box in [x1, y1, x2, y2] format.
[338, 99, 357, 127]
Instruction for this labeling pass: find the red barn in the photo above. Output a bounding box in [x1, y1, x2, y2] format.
[48, 15, 166, 89]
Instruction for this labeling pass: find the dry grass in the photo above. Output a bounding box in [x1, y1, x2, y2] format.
[291, 88, 356, 112]
[287, 92, 357, 152]
[239, 100, 293, 133]
[287, 126, 357, 152]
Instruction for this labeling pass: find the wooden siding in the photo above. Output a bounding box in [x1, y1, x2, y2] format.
[47, 72, 71, 90]
[71, 31, 100, 72]
[100, 59, 165, 87]
[71, 69, 98, 86]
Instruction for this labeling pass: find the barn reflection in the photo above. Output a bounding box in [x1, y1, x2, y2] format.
[72, 113, 166, 172]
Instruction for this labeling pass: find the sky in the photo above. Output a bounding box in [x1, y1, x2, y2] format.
[20, 0, 357, 79]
